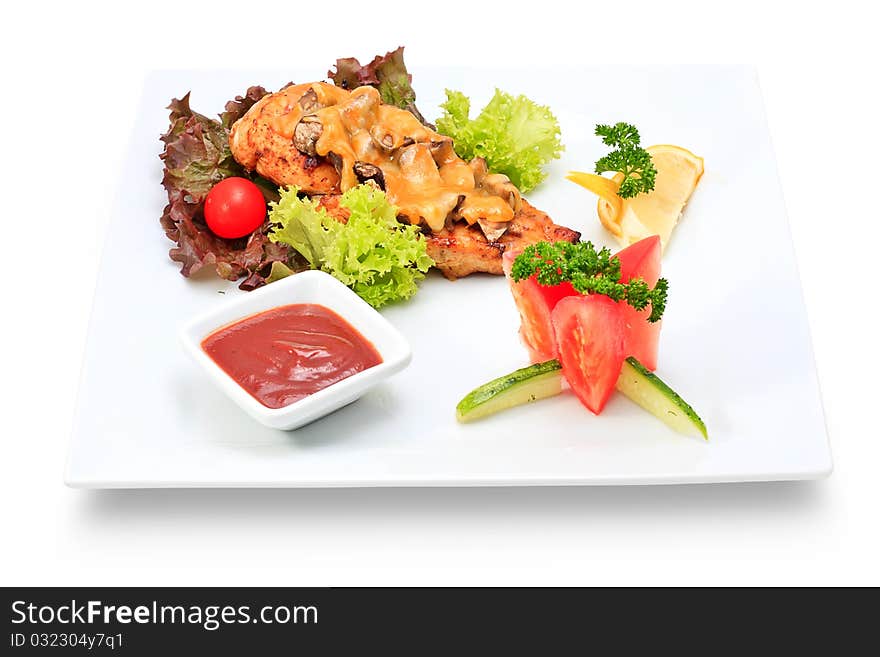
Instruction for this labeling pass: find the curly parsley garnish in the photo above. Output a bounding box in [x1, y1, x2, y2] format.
[594, 122, 657, 199]
[511, 241, 668, 322]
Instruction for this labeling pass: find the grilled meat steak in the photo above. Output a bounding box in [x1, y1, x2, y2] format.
[229, 85, 340, 194]
[319, 196, 580, 279]
[229, 82, 580, 278]
[426, 199, 580, 279]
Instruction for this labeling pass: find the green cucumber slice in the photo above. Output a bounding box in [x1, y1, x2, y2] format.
[456, 360, 564, 423]
[615, 357, 708, 439]
[456, 356, 708, 439]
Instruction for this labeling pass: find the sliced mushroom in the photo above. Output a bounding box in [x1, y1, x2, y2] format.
[370, 125, 416, 152]
[481, 172, 522, 213]
[477, 218, 510, 242]
[326, 152, 343, 172]
[468, 157, 489, 186]
[447, 194, 468, 222]
[293, 115, 322, 156]
[429, 139, 456, 166]
[298, 88, 321, 113]
[353, 161, 385, 189]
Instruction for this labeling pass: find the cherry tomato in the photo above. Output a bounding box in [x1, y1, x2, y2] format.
[203, 177, 266, 239]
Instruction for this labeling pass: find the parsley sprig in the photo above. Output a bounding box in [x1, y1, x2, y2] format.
[511, 241, 668, 322]
[594, 122, 657, 199]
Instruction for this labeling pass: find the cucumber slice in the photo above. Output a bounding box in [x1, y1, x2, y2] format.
[615, 357, 708, 439]
[456, 360, 564, 423]
[456, 356, 707, 439]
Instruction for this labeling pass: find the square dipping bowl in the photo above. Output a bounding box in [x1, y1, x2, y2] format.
[180, 270, 412, 430]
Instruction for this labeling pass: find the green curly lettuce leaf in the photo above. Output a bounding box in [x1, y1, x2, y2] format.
[267, 193, 336, 268]
[435, 88, 564, 192]
[268, 185, 434, 308]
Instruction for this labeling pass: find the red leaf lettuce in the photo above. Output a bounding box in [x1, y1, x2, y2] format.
[159, 87, 305, 290]
[328, 46, 431, 127]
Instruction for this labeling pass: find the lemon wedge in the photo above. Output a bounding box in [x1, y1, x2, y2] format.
[567, 144, 704, 251]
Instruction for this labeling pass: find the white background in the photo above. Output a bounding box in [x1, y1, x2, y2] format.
[1, 0, 877, 585]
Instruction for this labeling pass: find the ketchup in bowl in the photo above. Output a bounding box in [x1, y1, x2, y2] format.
[201, 303, 383, 409]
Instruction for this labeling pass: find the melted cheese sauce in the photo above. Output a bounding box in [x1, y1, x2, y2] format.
[270, 83, 514, 232]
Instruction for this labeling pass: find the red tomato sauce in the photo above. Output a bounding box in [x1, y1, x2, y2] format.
[202, 304, 383, 409]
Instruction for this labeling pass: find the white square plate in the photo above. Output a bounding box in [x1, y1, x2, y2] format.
[66, 66, 831, 487]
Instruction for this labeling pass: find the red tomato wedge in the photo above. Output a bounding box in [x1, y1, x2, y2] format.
[503, 251, 577, 362]
[614, 236, 662, 371]
[616, 235, 661, 287]
[504, 235, 662, 372]
[551, 295, 626, 414]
